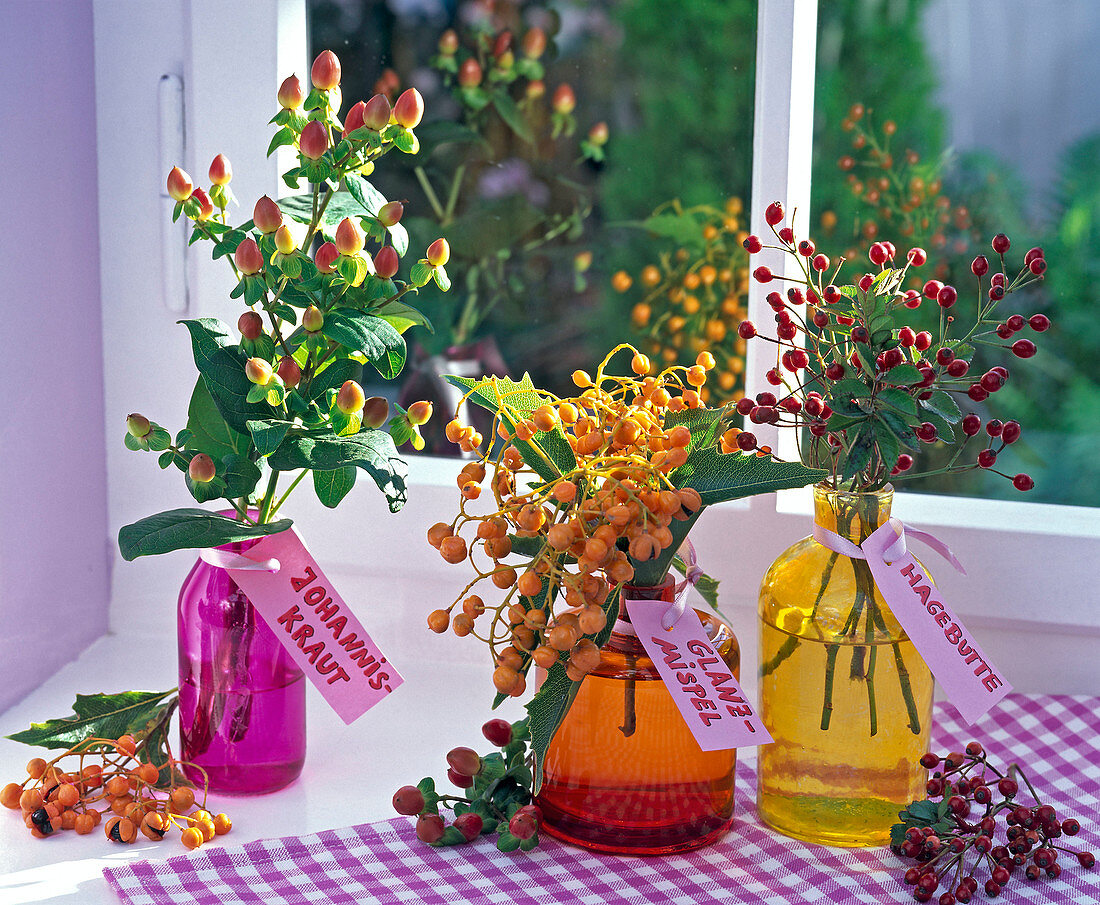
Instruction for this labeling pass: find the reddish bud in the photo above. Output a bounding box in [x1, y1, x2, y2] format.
[208, 154, 232, 185]
[276, 357, 301, 388]
[238, 311, 264, 340]
[378, 201, 404, 227]
[253, 195, 283, 234]
[234, 238, 264, 275]
[438, 29, 459, 55]
[458, 58, 483, 88]
[335, 217, 366, 256]
[361, 94, 391, 131]
[778, 226, 794, 244]
[362, 396, 389, 429]
[394, 87, 424, 129]
[245, 357, 273, 386]
[278, 74, 304, 110]
[374, 245, 399, 279]
[426, 238, 450, 267]
[191, 188, 215, 221]
[453, 812, 483, 842]
[126, 414, 152, 439]
[311, 50, 341, 91]
[315, 242, 339, 274]
[302, 305, 324, 333]
[446, 747, 482, 778]
[392, 785, 425, 816]
[166, 166, 193, 202]
[525, 79, 545, 100]
[552, 83, 576, 114]
[343, 101, 366, 136]
[522, 26, 546, 58]
[588, 121, 609, 146]
[299, 120, 329, 160]
[336, 380, 365, 414]
[188, 454, 216, 484]
[508, 811, 539, 840]
[407, 400, 433, 426]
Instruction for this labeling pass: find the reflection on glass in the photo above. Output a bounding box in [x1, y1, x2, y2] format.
[309, 0, 757, 453]
[813, 0, 1100, 506]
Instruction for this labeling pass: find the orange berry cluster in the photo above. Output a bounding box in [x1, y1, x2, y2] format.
[614, 198, 750, 405]
[829, 102, 972, 271]
[427, 344, 716, 697]
[0, 735, 229, 850]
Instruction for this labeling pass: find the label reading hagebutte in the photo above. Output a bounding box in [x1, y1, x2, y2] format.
[226, 528, 402, 724]
[626, 598, 771, 752]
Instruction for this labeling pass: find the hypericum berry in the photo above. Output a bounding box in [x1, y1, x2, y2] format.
[551, 83, 576, 114]
[895, 454, 913, 472]
[235, 238, 264, 275]
[1078, 851, 1095, 868]
[393, 87, 424, 129]
[299, 119, 329, 161]
[392, 785, 425, 816]
[361, 396, 389, 430]
[415, 813, 445, 844]
[302, 305, 324, 333]
[1011, 339, 1037, 359]
[446, 747, 482, 778]
[482, 718, 512, 747]
[311, 49, 341, 90]
[361, 94, 391, 131]
[274, 224, 298, 255]
[245, 357, 273, 386]
[343, 101, 366, 136]
[508, 810, 539, 840]
[336, 380, 366, 414]
[374, 245, 400, 280]
[166, 166, 193, 202]
[992, 233, 1011, 254]
[458, 58, 483, 88]
[335, 217, 366, 256]
[454, 812, 484, 842]
[237, 311, 264, 341]
[752, 265, 773, 283]
[188, 453, 216, 484]
[522, 26, 547, 58]
[278, 74, 304, 109]
[315, 242, 339, 274]
[765, 201, 784, 225]
[743, 235, 762, 253]
[252, 195, 283, 234]
[426, 238, 450, 267]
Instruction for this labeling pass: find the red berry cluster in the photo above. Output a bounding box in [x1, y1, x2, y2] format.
[893, 742, 1094, 902]
[737, 202, 1048, 492]
[393, 718, 542, 852]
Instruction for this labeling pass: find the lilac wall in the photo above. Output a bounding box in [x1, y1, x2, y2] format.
[0, 0, 109, 713]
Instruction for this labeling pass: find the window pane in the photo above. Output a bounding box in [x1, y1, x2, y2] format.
[308, 0, 757, 452]
[812, 0, 1100, 507]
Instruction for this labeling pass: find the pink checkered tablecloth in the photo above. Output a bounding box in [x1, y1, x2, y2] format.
[104, 693, 1100, 905]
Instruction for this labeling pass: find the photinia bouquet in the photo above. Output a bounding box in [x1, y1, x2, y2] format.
[118, 50, 450, 558]
[735, 201, 1048, 493]
[425, 346, 824, 783]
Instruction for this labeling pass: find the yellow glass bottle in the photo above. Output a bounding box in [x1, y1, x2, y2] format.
[757, 485, 934, 846]
[537, 581, 741, 854]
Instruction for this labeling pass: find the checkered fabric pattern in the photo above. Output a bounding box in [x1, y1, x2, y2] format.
[104, 694, 1100, 905]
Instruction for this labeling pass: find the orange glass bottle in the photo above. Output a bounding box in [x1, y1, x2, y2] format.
[536, 581, 740, 854]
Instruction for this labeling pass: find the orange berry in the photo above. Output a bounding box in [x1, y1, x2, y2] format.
[181, 827, 204, 850]
[570, 638, 602, 673]
[611, 271, 632, 293]
[105, 816, 137, 844]
[112, 796, 134, 816]
[213, 813, 232, 835]
[532, 645, 558, 669]
[141, 812, 169, 840]
[138, 762, 160, 785]
[630, 353, 650, 375]
[74, 812, 95, 835]
[551, 481, 577, 503]
[106, 776, 131, 797]
[641, 264, 661, 286]
[197, 818, 216, 842]
[462, 595, 485, 617]
[439, 535, 468, 564]
[57, 783, 79, 808]
[169, 786, 195, 812]
[548, 624, 579, 651]
[26, 758, 47, 780]
[407, 400, 433, 426]
[578, 605, 607, 634]
[19, 788, 43, 813]
[517, 571, 542, 597]
[1, 783, 23, 809]
[452, 613, 474, 637]
[427, 522, 453, 549]
[427, 609, 450, 633]
[492, 666, 520, 695]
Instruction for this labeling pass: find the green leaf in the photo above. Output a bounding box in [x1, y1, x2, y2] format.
[390, 127, 419, 154]
[304, 358, 363, 403]
[923, 390, 962, 424]
[877, 387, 918, 418]
[830, 378, 874, 400]
[497, 832, 521, 853]
[267, 429, 408, 512]
[185, 472, 227, 503]
[322, 311, 406, 379]
[409, 260, 434, 287]
[640, 211, 707, 248]
[432, 264, 451, 292]
[118, 509, 292, 560]
[413, 120, 488, 156]
[266, 126, 295, 157]
[313, 466, 357, 508]
[220, 454, 262, 499]
[185, 376, 250, 462]
[879, 410, 918, 448]
[246, 419, 290, 457]
[180, 318, 271, 434]
[883, 364, 924, 386]
[377, 300, 434, 335]
[445, 373, 577, 483]
[921, 409, 956, 444]
[6, 689, 177, 750]
[491, 93, 534, 143]
[432, 826, 467, 847]
[672, 446, 827, 507]
[842, 424, 875, 479]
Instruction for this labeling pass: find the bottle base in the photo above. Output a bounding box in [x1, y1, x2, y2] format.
[184, 759, 305, 796]
[756, 792, 897, 847]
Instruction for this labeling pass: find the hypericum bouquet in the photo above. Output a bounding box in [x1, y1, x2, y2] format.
[613, 197, 751, 405]
[736, 200, 1047, 494]
[118, 50, 448, 557]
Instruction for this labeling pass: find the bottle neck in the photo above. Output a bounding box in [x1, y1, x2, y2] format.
[813, 483, 894, 543]
[613, 576, 676, 636]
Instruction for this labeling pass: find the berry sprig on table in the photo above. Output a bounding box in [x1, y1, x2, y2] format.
[393, 718, 542, 852]
[893, 741, 1094, 902]
[1, 734, 228, 850]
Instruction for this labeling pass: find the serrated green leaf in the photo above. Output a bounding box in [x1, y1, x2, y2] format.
[923, 390, 962, 423]
[180, 318, 271, 434]
[118, 509, 292, 560]
[6, 690, 177, 750]
[921, 409, 956, 443]
[322, 311, 406, 379]
[883, 364, 924, 386]
[267, 429, 407, 512]
[445, 373, 577, 483]
[843, 425, 875, 479]
[313, 465, 357, 508]
[877, 387, 918, 417]
[671, 446, 826, 507]
[830, 378, 874, 400]
[879, 410, 918, 448]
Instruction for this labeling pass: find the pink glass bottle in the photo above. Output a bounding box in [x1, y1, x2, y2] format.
[177, 535, 306, 794]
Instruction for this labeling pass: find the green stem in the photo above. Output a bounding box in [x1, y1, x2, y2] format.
[619, 652, 637, 738]
[258, 470, 280, 524]
[821, 642, 841, 731]
[414, 165, 446, 221]
[443, 163, 465, 226]
[868, 596, 922, 734]
[269, 469, 308, 517]
[760, 551, 839, 678]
